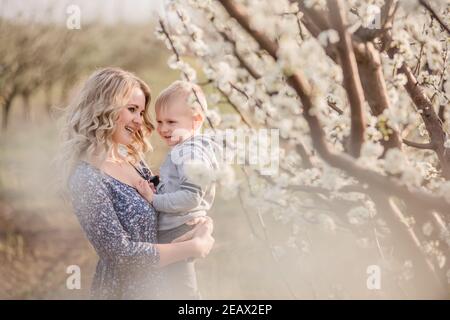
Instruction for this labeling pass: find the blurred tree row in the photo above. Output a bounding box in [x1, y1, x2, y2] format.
[0, 17, 163, 130]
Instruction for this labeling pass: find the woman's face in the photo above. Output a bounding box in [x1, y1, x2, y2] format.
[112, 87, 146, 146]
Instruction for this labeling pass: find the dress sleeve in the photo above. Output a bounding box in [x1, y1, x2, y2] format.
[69, 167, 159, 267]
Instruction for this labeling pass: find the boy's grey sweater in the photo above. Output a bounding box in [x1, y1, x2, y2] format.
[153, 134, 221, 231]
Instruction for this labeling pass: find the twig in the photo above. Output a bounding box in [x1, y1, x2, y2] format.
[256, 208, 298, 299]
[191, 87, 216, 132]
[229, 81, 249, 99]
[212, 20, 261, 79]
[418, 0, 450, 36]
[158, 19, 190, 81]
[158, 20, 180, 63]
[402, 139, 434, 150]
[216, 86, 253, 128]
[296, 12, 305, 41]
[414, 42, 425, 75]
[327, 99, 344, 115]
[438, 42, 448, 88]
[438, 105, 446, 123]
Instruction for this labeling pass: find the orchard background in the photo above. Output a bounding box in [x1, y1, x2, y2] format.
[0, 0, 449, 299]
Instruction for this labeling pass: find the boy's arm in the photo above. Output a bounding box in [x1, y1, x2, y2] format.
[152, 149, 215, 214]
[152, 182, 204, 213]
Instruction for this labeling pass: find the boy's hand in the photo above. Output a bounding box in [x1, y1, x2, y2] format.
[136, 178, 154, 203]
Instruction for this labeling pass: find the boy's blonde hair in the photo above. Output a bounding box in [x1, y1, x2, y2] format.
[155, 80, 207, 117]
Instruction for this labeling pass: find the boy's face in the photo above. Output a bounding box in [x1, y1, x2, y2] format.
[156, 97, 203, 147]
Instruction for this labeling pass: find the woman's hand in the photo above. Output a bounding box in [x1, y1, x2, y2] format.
[171, 217, 215, 259]
[190, 221, 215, 258]
[186, 216, 213, 234]
[171, 216, 214, 243]
[192, 232, 214, 258]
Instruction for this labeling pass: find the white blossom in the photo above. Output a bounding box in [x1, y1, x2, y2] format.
[317, 29, 339, 47]
[318, 214, 337, 233]
[206, 108, 222, 127]
[384, 148, 406, 175]
[347, 206, 371, 225]
[438, 181, 450, 203]
[422, 222, 434, 237]
[444, 139, 450, 148]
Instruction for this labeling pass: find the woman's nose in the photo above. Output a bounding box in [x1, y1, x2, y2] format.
[133, 115, 143, 125]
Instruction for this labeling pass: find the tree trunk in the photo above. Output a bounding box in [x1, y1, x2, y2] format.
[45, 83, 53, 115]
[22, 91, 31, 121]
[356, 42, 402, 153]
[2, 90, 17, 131]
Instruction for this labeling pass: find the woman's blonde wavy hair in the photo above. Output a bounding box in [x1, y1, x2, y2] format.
[58, 67, 153, 187]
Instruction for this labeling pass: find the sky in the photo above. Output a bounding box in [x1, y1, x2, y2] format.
[0, 0, 166, 25]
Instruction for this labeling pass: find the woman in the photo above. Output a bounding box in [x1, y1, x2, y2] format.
[59, 67, 214, 299]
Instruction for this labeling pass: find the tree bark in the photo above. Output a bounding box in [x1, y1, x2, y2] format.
[327, 0, 366, 158]
[2, 87, 18, 131]
[355, 42, 402, 152]
[22, 91, 31, 121]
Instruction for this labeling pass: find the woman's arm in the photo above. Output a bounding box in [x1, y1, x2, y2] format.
[157, 218, 214, 267]
[69, 165, 213, 268]
[156, 236, 212, 268]
[70, 169, 160, 267]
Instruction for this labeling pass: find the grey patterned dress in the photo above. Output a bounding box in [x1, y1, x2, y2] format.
[69, 161, 162, 299]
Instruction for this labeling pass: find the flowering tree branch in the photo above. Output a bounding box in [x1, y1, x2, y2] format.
[418, 0, 450, 36]
[354, 41, 402, 151]
[297, 1, 450, 176]
[218, 0, 278, 59]
[402, 139, 433, 150]
[402, 139, 434, 150]
[297, 1, 402, 153]
[327, 0, 366, 158]
[217, 0, 449, 214]
[375, 2, 450, 177]
[211, 17, 262, 80]
[388, 47, 450, 178]
[217, 86, 254, 128]
[327, 98, 344, 115]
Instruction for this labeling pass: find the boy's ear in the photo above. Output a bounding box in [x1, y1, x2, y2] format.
[193, 113, 204, 129]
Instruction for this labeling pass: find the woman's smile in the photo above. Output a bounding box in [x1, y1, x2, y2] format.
[113, 87, 146, 145]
